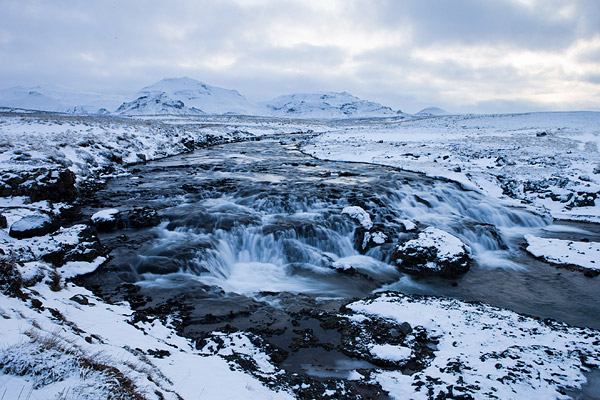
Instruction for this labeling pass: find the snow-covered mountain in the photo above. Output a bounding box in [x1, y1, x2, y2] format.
[263, 92, 406, 119]
[416, 107, 449, 116]
[127, 77, 261, 115]
[0, 78, 409, 119]
[115, 92, 205, 116]
[0, 85, 126, 114]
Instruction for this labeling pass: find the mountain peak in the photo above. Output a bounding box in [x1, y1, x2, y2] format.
[135, 77, 257, 115]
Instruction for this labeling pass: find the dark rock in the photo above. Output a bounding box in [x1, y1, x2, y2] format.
[0, 168, 77, 202]
[31, 298, 44, 309]
[399, 322, 412, 335]
[583, 269, 599, 278]
[70, 294, 90, 305]
[536, 131, 548, 137]
[119, 207, 160, 229]
[0, 214, 6, 229]
[0, 260, 27, 299]
[9, 214, 59, 239]
[42, 226, 107, 267]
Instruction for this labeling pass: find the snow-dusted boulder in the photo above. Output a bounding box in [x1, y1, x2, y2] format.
[342, 206, 373, 229]
[9, 214, 58, 239]
[91, 208, 120, 232]
[393, 227, 471, 277]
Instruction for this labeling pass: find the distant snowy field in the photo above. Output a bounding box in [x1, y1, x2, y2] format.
[303, 112, 600, 223]
[0, 112, 322, 178]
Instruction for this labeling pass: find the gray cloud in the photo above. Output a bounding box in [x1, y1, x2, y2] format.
[0, 0, 599, 113]
[358, 0, 596, 50]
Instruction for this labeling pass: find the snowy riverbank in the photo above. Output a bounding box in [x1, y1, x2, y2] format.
[303, 112, 600, 223]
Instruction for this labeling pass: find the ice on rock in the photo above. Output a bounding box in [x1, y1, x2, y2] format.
[398, 219, 417, 231]
[369, 344, 412, 362]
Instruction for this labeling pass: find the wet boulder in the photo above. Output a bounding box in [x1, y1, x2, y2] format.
[9, 214, 59, 239]
[91, 207, 160, 232]
[120, 207, 160, 229]
[393, 227, 471, 277]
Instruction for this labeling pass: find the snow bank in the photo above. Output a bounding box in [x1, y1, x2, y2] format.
[0, 271, 294, 399]
[525, 234, 600, 271]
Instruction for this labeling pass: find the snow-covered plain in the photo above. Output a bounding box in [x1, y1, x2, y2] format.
[1, 110, 599, 399]
[302, 112, 600, 223]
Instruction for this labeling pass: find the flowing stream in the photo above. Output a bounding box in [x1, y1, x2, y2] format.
[81, 136, 600, 330]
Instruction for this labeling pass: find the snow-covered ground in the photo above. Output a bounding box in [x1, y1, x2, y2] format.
[0, 262, 295, 399]
[347, 292, 600, 400]
[1, 111, 599, 399]
[302, 112, 600, 223]
[525, 234, 600, 272]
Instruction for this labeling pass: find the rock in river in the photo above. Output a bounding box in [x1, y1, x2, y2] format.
[393, 227, 471, 277]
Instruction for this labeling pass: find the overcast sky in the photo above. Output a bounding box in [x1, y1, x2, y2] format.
[1, 0, 599, 113]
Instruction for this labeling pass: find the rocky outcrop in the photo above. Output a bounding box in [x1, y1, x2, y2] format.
[0, 168, 77, 202]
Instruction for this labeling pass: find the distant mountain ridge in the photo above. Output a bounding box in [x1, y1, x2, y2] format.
[0, 77, 408, 119]
[263, 91, 406, 119]
[0, 85, 126, 114]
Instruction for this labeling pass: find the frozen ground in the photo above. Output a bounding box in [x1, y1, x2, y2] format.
[1, 111, 600, 399]
[302, 112, 600, 223]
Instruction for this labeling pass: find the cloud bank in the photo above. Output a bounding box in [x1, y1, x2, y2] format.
[1, 0, 598, 113]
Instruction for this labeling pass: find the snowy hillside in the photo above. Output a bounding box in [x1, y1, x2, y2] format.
[263, 91, 405, 119]
[0, 85, 126, 115]
[130, 77, 261, 115]
[115, 92, 205, 116]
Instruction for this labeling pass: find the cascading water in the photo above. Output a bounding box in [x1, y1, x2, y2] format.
[82, 137, 600, 329]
